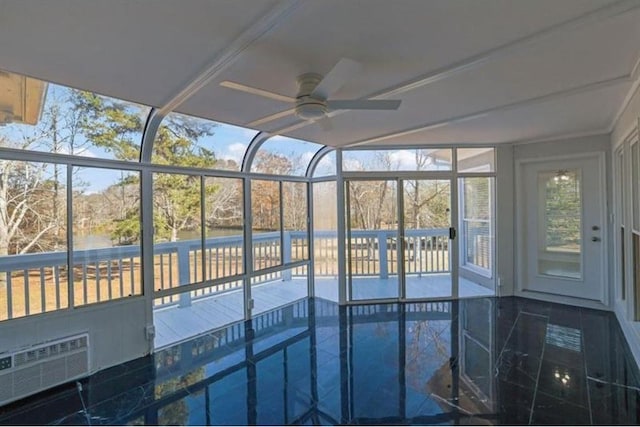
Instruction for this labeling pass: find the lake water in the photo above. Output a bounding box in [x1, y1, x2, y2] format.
[74, 228, 243, 250]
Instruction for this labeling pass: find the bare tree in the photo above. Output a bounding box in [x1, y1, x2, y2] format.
[0, 155, 61, 256]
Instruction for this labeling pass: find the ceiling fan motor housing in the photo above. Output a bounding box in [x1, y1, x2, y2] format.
[295, 96, 327, 120]
[295, 73, 327, 120]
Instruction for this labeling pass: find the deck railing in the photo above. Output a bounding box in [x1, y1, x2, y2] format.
[0, 228, 450, 320]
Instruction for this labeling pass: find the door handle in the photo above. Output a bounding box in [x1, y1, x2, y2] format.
[449, 227, 456, 240]
[591, 236, 601, 242]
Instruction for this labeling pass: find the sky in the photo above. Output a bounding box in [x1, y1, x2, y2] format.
[0, 82, 327, 193]
[1, 78, 459, 193]
[1, 74, 491, 193]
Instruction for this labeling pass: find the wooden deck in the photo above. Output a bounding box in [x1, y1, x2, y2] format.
[153, 275, 492, 349]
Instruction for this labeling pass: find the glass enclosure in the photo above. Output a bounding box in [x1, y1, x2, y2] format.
[342, 148, 495, 302]
[251, 136, 323, 176]
[0, 67, 496, 351]
[153, 112, 256, 170]
[343, 148, 453, 172]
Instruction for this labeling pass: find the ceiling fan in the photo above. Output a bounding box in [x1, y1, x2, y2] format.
[220, 58, 402, 129]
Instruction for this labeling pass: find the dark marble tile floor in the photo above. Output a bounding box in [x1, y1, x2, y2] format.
[0, 296, 638, 425]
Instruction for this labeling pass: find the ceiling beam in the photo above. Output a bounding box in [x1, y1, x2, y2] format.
[344, 74, 631, 147]
[272, 0, 640, 137]
[139, 0, 301, 163]
[610, 52, 640, 134]
[156, 0, 302, 116]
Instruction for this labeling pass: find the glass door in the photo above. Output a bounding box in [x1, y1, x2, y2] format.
[346, 179, 399, 300]
[401, 179, 453, 299]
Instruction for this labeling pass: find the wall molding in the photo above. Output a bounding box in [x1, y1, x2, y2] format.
[614, 302, 640, 374]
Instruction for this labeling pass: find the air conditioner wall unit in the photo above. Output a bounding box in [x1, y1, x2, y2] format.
[0, 333, 89, 405]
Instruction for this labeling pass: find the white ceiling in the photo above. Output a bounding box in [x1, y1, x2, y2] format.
[1, 0, 638, 148]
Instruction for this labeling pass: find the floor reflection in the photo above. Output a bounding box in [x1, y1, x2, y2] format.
[0, 297, 639, 425]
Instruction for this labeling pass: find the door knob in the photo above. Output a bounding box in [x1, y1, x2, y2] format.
[591, 237, 601, 242]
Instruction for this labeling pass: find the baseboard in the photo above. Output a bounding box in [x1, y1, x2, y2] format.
[513, 289, 610, 311]
[613, 302, 640, 369]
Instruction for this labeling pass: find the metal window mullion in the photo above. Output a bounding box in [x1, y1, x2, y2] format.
[397, 179, 406, 300]
[451, 149, 459, 299]
[308, 182, 314, 297]
[336, 150, 347, 304]
[141, 169, 155, 346]
[200, 176, 207, 282]
[67, 164, 74, 309]
[344, 178, 352, 304]
[459, 177, 466, 271]
[244, 178, 253, 319]
[279, 181, 284, 266]
[306, 146, 334, 178]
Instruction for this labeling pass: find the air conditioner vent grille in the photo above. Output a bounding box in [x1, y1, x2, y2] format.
[0, 333, 89, 406]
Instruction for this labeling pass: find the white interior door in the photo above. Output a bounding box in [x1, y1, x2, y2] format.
[519, 154, 605, 302]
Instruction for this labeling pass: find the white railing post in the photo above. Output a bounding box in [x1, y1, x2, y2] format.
[377, 231, 388, 279]
[177, 244, 192, 308]
[283, 231, 292, 281]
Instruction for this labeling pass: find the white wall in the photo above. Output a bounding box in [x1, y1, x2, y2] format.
[612, 82, 640, 149]
[610, 82, 640, 365]
[0, 297, 150, 373]
[496, 145, 515, 296]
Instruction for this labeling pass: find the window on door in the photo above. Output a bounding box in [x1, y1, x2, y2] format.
[537, 169, 582, 279]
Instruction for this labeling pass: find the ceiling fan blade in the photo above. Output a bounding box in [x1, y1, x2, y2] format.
[316, 116, 333, 132]
[327, 99, 402, 110]
[220, 81, 295, 103]
[247, 108, 296, 127]
[311, 58, 362, 100]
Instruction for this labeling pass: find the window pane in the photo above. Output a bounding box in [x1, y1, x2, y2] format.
[154, 113, 256, 171]
[204, 177, 244, 279]
[312, 150, 336, 177]
[403, 179, 452, 299]
[457, 148, 495, 172]
[283, 181, 308, 263]
[347, 180, 399, 300]
[252, 180, 281, 270]
[0, 160, 67, 320]
[251, 136, 323, 176]
[461, 177, 493, 273]
[313, 181, 338, 302]
[538, 169, 581, 279]
[153, 173, 202, 293]
[343, 148, 452, 171]
[72, 167, 142, 306]
[0, 69, 149, 160]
